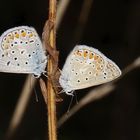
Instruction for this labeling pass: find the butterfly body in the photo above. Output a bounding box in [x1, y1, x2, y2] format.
[59, 45, 121, 95]
[0, 26, 47, 77]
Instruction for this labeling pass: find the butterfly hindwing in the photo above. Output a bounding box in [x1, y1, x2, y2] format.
[59, 45, 121, 94]
[0, 26, 47, 76]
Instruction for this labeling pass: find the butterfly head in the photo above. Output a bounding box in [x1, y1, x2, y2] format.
[33, 58, 47, 78]
[59, 75, 74, 95]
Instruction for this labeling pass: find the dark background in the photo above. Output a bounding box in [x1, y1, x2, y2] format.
[0, 0, 140, 140]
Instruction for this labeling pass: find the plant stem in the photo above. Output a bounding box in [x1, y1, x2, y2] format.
[47, 0, 57, 140]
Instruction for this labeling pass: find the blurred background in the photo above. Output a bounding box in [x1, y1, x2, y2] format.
[0, 0, 140, 140]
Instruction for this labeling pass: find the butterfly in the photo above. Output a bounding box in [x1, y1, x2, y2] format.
[0, 26, 47, 77]
[59, 45, 121, 95]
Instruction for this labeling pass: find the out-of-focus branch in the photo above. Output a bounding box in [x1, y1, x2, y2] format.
[5, 76, 36, 139]
[58, 57, 140, 128]
[56, 0, 70, 29]
[74, 0, 94, 43]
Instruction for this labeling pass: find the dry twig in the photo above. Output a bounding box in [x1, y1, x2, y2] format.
[40, 0, 57, 140]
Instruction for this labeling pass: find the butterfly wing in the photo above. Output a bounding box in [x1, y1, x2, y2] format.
[59, 45, 121, 93]
[0, 26, 47, 76]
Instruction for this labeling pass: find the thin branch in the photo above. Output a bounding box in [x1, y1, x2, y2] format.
[58, 57, 140, 128]
[42, 0, 57, 140]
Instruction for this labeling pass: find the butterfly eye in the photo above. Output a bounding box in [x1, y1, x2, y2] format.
[2, 54, 4, 57]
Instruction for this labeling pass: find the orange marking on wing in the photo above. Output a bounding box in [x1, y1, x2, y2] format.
[83, 50, 88, 58]
[29, 33, 33, 38]
[94, 54, 99, 60]
[89, 52, 94, 59]
[76, 50, 82, 56]
[97, 57, 103, 63]
[21, 32, 26, 37]
[15, 33, 19, 38]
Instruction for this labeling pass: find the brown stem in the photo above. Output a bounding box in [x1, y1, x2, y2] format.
[45, 0, 57, 140]
[40, 0, 57, 140]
